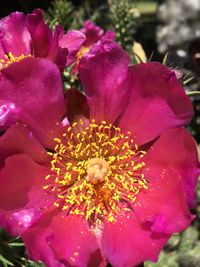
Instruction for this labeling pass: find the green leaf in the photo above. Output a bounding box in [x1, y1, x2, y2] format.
[0, 254, 14, 266]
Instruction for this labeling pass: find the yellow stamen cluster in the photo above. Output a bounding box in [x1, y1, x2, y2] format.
[43, 120, 148, 224]
[77, 46, 90, 61]
[0, 52, 31, 70]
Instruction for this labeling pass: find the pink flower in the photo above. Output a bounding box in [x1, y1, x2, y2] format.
[0, 40, 199, 267]
[80, 20, 115, 47]
[0, 9, 68, 71]
[59, 20, 115, 73]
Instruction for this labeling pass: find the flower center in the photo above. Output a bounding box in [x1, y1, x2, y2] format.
[86, 158, 109, 184]
[43, 120, 148, 224]
[71, 46, 91, 74]
[0, 52, 31, 70]
[77, 46, 90, 60]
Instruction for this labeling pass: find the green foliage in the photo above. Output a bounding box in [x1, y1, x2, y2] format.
[62, 65, 81, 91]
[45, 0, 74, 30]
[45, 0, 110, 30]
[0, 228, 44, 267]
[109, 0, 139, 51]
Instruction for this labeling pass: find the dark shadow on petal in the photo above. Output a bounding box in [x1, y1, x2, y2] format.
[88, 249, 103, 267]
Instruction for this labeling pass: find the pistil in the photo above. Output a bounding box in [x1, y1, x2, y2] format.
[86, 158, 109, 184]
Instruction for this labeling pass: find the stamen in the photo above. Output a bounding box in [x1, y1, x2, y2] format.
[71, 46, 91, 74]
[0, 52, 31, 70]
[77, 46, 90, 61]
[43, 120, 148, 224]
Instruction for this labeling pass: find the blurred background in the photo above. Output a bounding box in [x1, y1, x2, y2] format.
[0, 1, 200, 267]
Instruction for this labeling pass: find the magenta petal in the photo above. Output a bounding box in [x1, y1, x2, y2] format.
[0, 58, 66, 148]
[59, 30, 86, 66]
[47, 26, 68, 72]
[0, 154, 52, 235]
[22, 211, 64, 267]
[26, 9, 67, 71]
[81, 20, 104, 46]
[133, 128, 196, 234]
[134, 169, 193, 234]
[0, 42, 5, 59]
[0, 12, 31, 57]
[119, 62, 194, 145]
[22, 213, 104, 267]
[26, 9, 52, 58]
[101, 30, 116, 41]
[144, 127, 199, 208]
[0, 123, 49, 166]
[102, 212, 169, 267]
[0, 101, 18, 127]
[79, 40, 131, 123]
[65, 88, 89, 124]
[49, 214, 103, 267]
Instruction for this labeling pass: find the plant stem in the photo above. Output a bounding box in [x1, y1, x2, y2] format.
[186, 91, 200, 96]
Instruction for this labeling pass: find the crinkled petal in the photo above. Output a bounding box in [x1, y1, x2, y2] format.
[0, 57, 66, 148]
[0, 12, 31, 57]
[81, 20, 104, 46]
[26, 9, 68, 71]
[79, 40, 131, 124]
[48, 215, 103, 267]
[133, 128, 196, 234]
[101, 30, 116, 41]
[59, 30, 86, 66]
[134, 169, 193, 234]
[0, 154, 53, 235]
[0, 42, 5, 60]
[22, 211, 64, 267]
[0, 123, 49, 167]
[102, 212, 169, 267]
[26, 9, 52, 58]
[65, 88, 89, 125]
[22, 214, 104, 267]
[119, 63, 194, 145]
[144, 127, 199, 208]
[47, 25, 68, 72]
